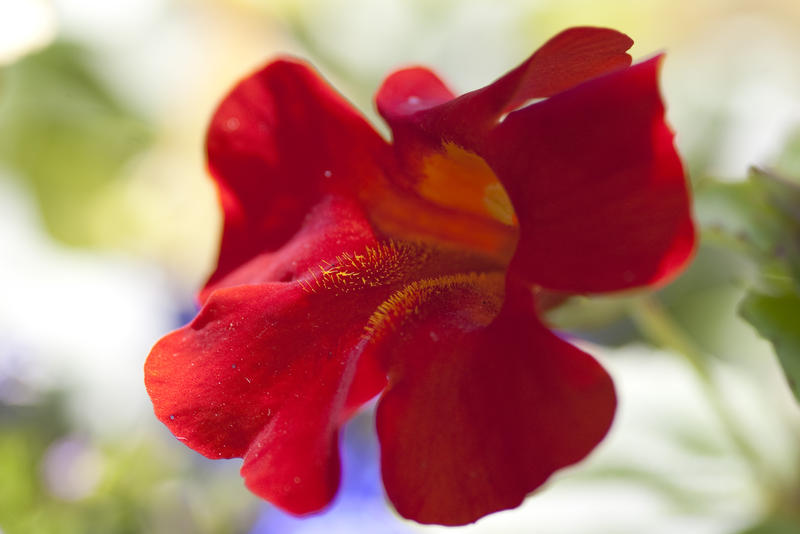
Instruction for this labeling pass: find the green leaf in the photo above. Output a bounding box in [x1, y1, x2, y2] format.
[750, 168, 800, 286]
[740, 291, 800, 402]
[695, 168, 800, 296]
[751, 167, 800, 225]
[694, 177, 781, 258]
[712, 141, 800, 405]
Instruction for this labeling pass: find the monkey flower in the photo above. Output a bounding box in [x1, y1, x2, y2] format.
[145, 27, 694, 526]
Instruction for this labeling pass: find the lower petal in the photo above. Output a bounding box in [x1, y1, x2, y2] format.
[145, 282, 388, 514]
[145, 238, 502, 514]
[241, 382, 343, 514]
[373, 280, 616, 525]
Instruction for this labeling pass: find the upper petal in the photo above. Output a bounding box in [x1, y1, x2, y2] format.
[375, 66, 455, 123]
[488, 56, 695, 292]
[370, 278, 616, 525]
[205, 58, 390, 292]
[365, 28, 634, 261]
[376, 27, 632, 146]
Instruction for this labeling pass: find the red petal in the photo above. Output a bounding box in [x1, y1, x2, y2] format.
[200, 195, 378, 301]
[146, 232, 502, 513]
[375, 66, 455, 123]
[372, 279, 616, 525]
[366, 28, 633, 257]
[205, 58, 389, 292]
[488, 56, 695, 292]
[199, 194, 392, 431]
[376, 27, 632, 147]
[485, 26, 633, 111]
[146, 278, 391, 513]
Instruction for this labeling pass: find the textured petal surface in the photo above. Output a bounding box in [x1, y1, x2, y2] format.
[488, 56, 695, 292]
[205, 58, 389, 291]
[200, 195, 378, 300]
[373, 279, 616, 525]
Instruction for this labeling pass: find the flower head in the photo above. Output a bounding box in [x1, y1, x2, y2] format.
[145, 27, 694, 526]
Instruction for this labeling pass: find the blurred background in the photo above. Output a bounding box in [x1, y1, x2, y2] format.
[1, 0, 800, 532]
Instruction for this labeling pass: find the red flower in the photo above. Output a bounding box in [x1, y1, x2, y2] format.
[145, 27, 694, 526]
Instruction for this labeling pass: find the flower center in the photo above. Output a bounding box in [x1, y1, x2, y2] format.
[299, 241, 504, 297]
[360, 144, 519, 267]
[295, 240, 507, 342]
[363, 272, 505, 343]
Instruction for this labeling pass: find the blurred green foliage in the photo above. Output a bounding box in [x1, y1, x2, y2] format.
[0, 393, 256, 534]
[0, 42, 152, 247]
[691, 132, 800, 403]
[2, 3, 800, 533]
[738, 516, 800, 534]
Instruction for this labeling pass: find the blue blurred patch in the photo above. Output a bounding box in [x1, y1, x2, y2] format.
[173, 298, 200, 328]
[248, 410, 412, 534]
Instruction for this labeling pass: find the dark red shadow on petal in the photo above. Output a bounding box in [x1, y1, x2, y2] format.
[489, 56, 695, 293]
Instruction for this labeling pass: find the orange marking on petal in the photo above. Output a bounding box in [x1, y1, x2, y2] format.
[419, 143, 517, 226]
